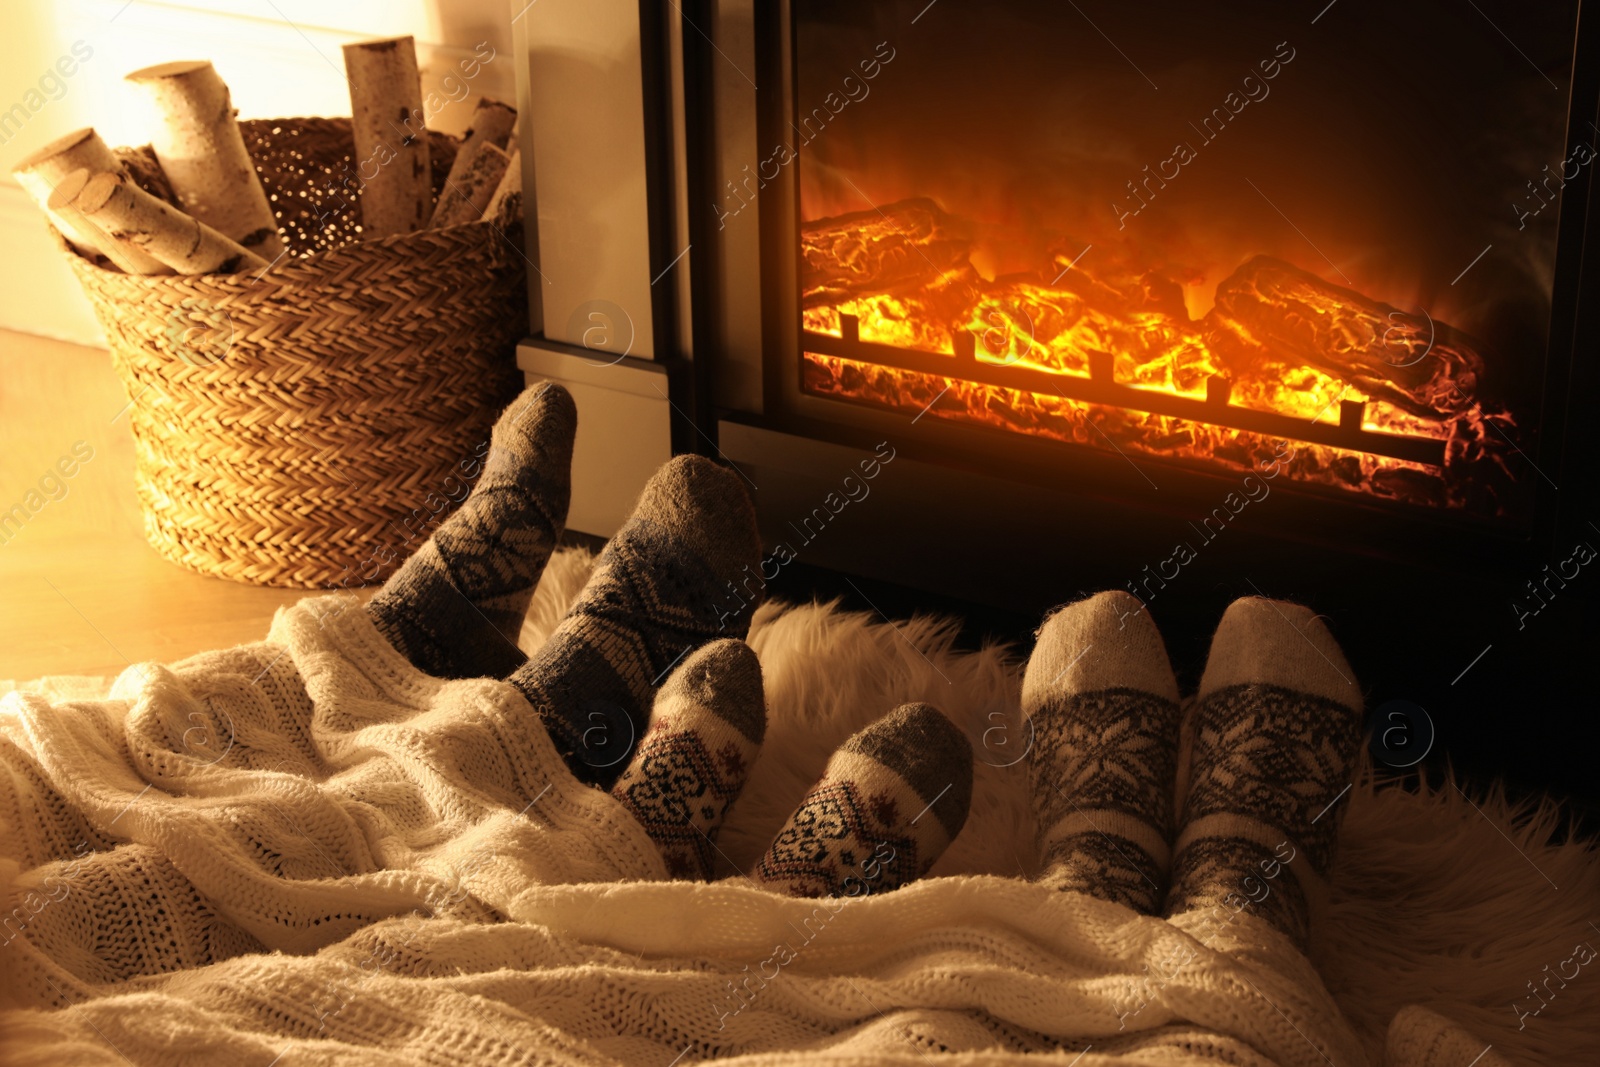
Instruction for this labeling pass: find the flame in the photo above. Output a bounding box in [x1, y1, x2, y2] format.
[799, 201, 1522, 516]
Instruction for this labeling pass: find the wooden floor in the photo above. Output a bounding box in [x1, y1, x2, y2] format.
[0, 328, 334, 682]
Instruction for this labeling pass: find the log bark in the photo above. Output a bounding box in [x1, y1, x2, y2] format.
[430, 142, 510, 228]
[342, 36, 432, 239]
[1203, 255, 1487, 420]
[434, 97, 515, 203]
[484, 148, 522, 224]
[124, 60, 287, 260]
[11, 129, 171, 275]
[114, 146, 179, 205]
[55, 170, 269, 275]
[800, 198, 974, 308]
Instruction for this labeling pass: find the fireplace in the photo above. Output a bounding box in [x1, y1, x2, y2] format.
[788, 0, 1566, 529]
[510, 1, 1599, 802]
[510, 0, 1598, 602]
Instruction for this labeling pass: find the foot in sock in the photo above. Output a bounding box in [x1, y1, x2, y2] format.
[509, 455, 764, 786]
[1024, 591, 1182, 914]
[367, 383, 576, 680]
[610, 639, 765, 879]
[751, 703, 972, 898]
[1166, 596, 1363, 948]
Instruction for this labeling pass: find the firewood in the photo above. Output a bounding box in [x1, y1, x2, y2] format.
[431, 142, 510, 228]
[53, 170, 268, 276]
[124, 61, 287, 261]
[800, 198, 975, 308]
[1203, 256, 1487, 420]
[434, 97, 515, 198]
[342, 36, 432, 238]
[484, 147, 522, 224]
[113, 146, 179, 205]
[11, 129, 171, 275]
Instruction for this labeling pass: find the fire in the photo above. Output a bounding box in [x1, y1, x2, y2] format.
[799, 200, 1522, 516]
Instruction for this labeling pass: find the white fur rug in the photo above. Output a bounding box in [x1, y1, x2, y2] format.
[521, 548, 1600, 1066]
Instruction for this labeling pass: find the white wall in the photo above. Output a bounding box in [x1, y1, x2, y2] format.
[0, 0, 518, 345]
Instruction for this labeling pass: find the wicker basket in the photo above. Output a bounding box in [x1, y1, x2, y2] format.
[63, 117, 527, 588]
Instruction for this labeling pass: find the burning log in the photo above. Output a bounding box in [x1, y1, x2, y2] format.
[800, 198, 974, 308]
[798, 202, 1524, 517]
[1038, 238, 1192, 322]
[1203, 256, 1487, 421]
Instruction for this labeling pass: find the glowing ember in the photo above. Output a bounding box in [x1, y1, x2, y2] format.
[799, 199, 1523, 515]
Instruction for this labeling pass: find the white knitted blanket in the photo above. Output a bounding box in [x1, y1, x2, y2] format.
[0, 563, 1544, 1065]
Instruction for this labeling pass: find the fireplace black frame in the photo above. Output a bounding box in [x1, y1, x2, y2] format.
[665, 0, 1600, 598]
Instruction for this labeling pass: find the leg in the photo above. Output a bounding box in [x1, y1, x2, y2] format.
[508, 455, 763, 786]
[1025, 591, 1182, 914]
[1165, 597, 1363, 949]
[610, 638, 766, 880]
[751, 703, 973, 898]
[366, 383, 576, 680]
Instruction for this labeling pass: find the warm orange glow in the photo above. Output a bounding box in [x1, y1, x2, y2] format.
[799, 200, 1520, 515]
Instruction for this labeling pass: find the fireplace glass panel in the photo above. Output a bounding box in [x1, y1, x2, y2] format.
[786, 0, 1583, 524]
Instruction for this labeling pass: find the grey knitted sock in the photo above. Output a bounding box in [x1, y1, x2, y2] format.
[1025, 591, 1182, 915]
[752, 703, 973, 898]
[366, 384, 575, 680]
[610, 639, 766, 880]
[509, 455, 763, 786]
[1166, 597, 1364, 948]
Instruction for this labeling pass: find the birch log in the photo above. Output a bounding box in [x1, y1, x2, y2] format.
[484, 148, 522, 224]
[114, 146, 179, 206]
[55, 170, 269, 275]
[342, 36, 432, 238]
[124, 60, 287, 260]
[430, 142, 511, 228]
[431, 97, 515, 216]
[11, 129, 171, 274]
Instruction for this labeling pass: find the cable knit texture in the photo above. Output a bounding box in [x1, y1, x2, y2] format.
[0, 561, 1552, 1065]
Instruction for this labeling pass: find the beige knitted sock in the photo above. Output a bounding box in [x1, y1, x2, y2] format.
[509, 455, 763, 787]
[610, 639, 766, 880]
[1025, 591, 1182, 914]
[751, 703, 972, 898]
[1165, 596, 1364, 948]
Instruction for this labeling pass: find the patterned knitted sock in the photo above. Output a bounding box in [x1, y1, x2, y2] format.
[752, 703, 973, 898]
[610, 639, 765, 880]
[1024, 590, 1182, 914]
[366, 384, 575, 680]
[1165, 596, 1363, 948]
[509, 455, 763, 786]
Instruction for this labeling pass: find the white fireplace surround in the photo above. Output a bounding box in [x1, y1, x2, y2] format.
[511, 0, 762, 538]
